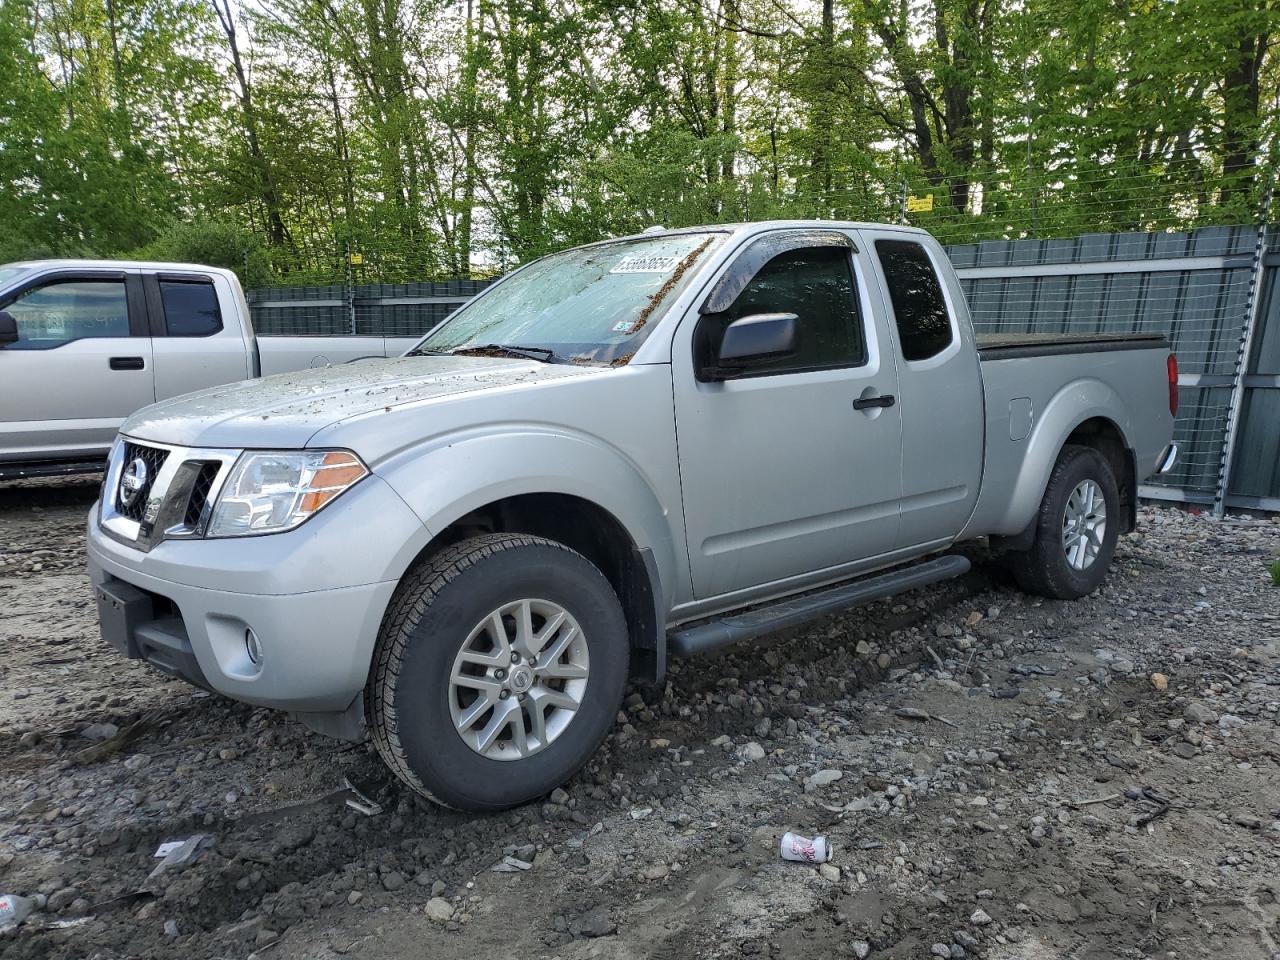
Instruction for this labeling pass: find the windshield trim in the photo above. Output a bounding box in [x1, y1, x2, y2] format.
[405, 230, 730, 362]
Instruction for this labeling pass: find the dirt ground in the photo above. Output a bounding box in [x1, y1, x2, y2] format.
[2, 477, 1279, 960]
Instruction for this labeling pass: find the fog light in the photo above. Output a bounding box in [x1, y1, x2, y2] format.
[244, 628, 263, 666]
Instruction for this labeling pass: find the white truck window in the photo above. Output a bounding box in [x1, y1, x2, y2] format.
[1, 279, 130, 350]
[160, 280, 223, 337]
[875, 239, 953, 361]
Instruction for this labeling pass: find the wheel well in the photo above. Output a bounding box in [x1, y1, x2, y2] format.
[415, 494, 663, 684]
[1064, 417, 1136, 533]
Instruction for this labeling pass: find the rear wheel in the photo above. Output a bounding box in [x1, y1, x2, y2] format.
[1011, 445, 1120, 600]
[368, 533, 628, 811]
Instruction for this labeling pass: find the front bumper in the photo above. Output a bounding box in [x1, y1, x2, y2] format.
[85, 473, 423, 719]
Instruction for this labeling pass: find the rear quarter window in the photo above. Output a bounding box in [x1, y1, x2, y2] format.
[160, 280, 222, 337]
[875, 239, 953, 362]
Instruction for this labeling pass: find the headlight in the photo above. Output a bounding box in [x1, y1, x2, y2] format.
[207, 450, 367, 537]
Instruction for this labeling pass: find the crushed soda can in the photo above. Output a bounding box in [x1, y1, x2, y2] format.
[0, 893, 36, 929]
[779, 832, 831, 863]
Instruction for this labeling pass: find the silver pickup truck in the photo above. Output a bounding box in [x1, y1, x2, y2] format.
[86, 221, 1178, 810]
[0, 260, 415, 478]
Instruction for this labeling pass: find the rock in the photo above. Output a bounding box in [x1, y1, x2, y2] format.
[643, 863, 670, 881]
[1233, 812, 1263, 830]
[18, 731, 40, 749]
[736, 741, 766, 762]
[549, 787, 570, 805]
[570, 908, 616, 938]
[630, 806, 653, 820]
[491, 856, 533, 872]
[430, 880, 446, 897]
[347, 891, 362, 905]
[381, 871, 405, 891]
[970, 908, 993, 926]
[414, 871, 433, 887]
[424, 898, 453, 922]
[804, 769, 843, 793]
[818, 863, 841, 882]
[218, 748, 238, 761]
[851, 940, 872, 959]
[81, 722, 119, 741]
[1109, 659, 1135, 675]
[932, 945, 952, 958]
[46, 887, 78, 912]
[1184, 702, 1218, 725]
[754, 717, 771, 738]
[1150, 672, 1169, 691]
[1172, 742, 1198, 759]
[222, 916, 265, 942]
[164, 919, 179, 937]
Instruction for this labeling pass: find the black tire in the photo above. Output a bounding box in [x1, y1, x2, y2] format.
[367, 533, 628, 811]
[1010, 445, 1120, 600]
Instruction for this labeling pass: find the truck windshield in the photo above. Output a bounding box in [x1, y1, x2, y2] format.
[410, 232, 725, 364]
[0, 265, 31, 291]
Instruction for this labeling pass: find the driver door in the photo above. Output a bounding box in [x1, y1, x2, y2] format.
[672, 231, 903, 601]
[0, 270, 153, 461]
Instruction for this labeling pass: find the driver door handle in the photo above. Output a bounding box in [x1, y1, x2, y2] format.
[852, 394, 895, 410]
[109, 356, 145, 371]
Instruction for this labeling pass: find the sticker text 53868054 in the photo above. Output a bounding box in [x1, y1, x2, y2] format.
[610, 255, 677, 274]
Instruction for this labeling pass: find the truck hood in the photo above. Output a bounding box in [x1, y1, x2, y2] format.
[122, 355, 602, 450]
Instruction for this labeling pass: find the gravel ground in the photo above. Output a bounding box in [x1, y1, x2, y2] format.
[2, 477, 1279, 960]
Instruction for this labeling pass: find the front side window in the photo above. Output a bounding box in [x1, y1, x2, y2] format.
[0, 279, 131, 350]
[411, 232, 725, 364]
[875, 239, 953, 361]
[696, 245, 865, 377]
[160, 280, 222, 336]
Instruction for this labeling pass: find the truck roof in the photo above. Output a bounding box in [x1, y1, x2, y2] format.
[2, 258, 241, 277]
[614, 219, 932, 240]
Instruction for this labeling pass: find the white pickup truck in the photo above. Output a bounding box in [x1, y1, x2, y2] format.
[0, 260, 413, 479]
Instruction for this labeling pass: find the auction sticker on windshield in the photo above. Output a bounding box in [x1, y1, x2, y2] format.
[611, 255, 677, 274]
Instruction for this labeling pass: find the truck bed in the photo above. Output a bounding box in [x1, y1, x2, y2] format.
[977, 333, 1168, 360]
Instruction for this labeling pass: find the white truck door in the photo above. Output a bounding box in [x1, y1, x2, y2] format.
[147, 272, 253, 400]
[0, 269, 154, 462]
[860, 231, 984, 548]
[672, 230, 903, 600]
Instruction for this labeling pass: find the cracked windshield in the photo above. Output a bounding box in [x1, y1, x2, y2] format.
[411, 232, 724, 363]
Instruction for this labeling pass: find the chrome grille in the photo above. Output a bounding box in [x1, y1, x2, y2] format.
[115, 442, 170, 521]
[100, 439, 240, 552]
[184, 461, 221, 529]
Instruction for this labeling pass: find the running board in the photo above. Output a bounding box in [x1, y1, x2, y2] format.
[667, 554, 971, 659]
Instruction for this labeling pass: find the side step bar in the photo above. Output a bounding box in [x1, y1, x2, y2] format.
[668, 554, 971, 659]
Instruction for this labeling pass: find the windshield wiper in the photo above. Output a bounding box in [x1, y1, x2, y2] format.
[405, 347, 451, 357]
[450, 343, 560, 363]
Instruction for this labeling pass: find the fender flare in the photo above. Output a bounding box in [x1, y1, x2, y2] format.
[375, 426, 680, 615]
[982, 379, 1135, 536]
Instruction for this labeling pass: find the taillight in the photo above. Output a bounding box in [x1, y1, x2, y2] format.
[1167, 354, 1179, 417]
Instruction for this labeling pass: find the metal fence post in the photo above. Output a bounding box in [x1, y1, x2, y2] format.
[1212, 179, 1275, 517]
[344, 239, 357, 336]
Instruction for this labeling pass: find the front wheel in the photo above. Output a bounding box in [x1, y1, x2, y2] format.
[367, 533, 629, 811]
[1010, 444, 1120, 600]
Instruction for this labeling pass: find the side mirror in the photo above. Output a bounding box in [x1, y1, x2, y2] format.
[705, 312, 797, 380]
[0, 311, 17, 347]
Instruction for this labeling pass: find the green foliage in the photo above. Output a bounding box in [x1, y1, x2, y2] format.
[2, 0, 1277, 283]
[136, 222, 274, 289]
[1269, 558, 1280, 587]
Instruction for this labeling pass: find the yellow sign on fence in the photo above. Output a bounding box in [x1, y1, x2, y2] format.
[348, 252, 364, 265]
[906, 194, 934, 213]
